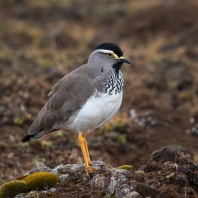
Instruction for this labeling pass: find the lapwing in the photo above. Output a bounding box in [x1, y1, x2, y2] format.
[21, 43, 131, 174]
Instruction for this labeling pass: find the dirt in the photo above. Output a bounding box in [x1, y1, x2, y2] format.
[54, 174, 104, 198]
[1, 0, 198, 197]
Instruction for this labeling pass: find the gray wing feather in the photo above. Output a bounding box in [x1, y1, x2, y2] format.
[28, 68, 97, 136]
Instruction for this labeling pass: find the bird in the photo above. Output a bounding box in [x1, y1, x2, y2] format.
[21, 43, 131, 174]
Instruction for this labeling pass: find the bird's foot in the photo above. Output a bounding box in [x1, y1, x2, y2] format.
[88, 161, 94, 166]
[86, 166, 99, 175]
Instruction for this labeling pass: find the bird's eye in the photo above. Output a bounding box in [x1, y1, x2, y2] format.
[107, 53, 113, 57]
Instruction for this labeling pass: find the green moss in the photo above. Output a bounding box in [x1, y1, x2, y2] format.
[130, 143, 136, 150]
[0, 172, 61, 197]
[166, 172, 175, 179]
[23, 172, 61, 191]
[0, 180, 27, 198]
[13, 117, 23, 125]
[55, 130, 64, 137]
[117, 134, 127, 143]
[118, 165, 133, 171]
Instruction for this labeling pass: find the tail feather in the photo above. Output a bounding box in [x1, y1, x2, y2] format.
[21, 128, 60, 143]
[21, 105, 47, 142]
[21, 133, 35, 143]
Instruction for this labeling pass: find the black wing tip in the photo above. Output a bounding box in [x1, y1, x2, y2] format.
[21, 133, 35, 143]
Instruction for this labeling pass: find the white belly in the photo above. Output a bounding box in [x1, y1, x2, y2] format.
[64, 91, 123, 133]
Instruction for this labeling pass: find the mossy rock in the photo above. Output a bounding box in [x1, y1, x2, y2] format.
[0, 172, 61, 198]
[23, 172, 61, 191]
[0, 180, 27, 198]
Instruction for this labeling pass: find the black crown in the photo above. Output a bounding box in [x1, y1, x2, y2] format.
[95, 43, 123, 57]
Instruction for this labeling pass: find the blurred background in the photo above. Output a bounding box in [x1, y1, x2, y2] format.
[1, 0, 198, 182]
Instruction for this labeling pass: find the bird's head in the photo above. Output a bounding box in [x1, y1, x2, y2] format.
[88, 43, 131, 73]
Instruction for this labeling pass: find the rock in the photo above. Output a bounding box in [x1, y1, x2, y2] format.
[26, 166, 52, 175]
[151, 144, 193, 162]
[12, 156, 198, 197]
[135, 183, 160, 197]
[14, 161, 141, 198]
[180, 187, 197, 198]
[158, 187, 180, 198]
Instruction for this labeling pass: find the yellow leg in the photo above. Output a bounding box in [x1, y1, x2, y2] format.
[78, 133, 99, 174]
[82, 134, 93, 166]
[78, 133, 92, 174]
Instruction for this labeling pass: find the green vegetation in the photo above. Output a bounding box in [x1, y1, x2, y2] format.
[0, 180, 27, 198]
[118, 165, 133, 171]
[0, 172, 61, 198]
[117, 134, 127, 143]
[13, 117, 23, 125]
[23, 172, 61, 191]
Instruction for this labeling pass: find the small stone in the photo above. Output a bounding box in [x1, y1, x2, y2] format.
[158, 187, 180, 198]
[186, 129, 191, 134]
[190, 118, 195, 123]
[152, 144, 193, 162]
[180, 187, 197, 197]
[139, 165, 149, 172]
[104, 131, 119, 139]
[135, 183, 160, 197]
[49, 187, 56, 192]
[27, 166, 52, 175]
[60, 174, 68, 181]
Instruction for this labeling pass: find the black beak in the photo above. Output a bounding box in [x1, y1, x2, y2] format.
[117, 58, 131, 64]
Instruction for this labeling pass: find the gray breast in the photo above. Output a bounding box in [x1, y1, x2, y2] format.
[104, 71, 124, 96]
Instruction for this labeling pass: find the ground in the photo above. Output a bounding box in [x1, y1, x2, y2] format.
[1, 0, 198, 197]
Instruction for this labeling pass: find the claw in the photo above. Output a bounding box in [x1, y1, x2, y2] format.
[86, 167, 99, 175]
[88, 161, 94, 166]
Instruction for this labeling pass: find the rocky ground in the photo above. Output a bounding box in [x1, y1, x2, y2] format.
[1, 151, 198, 198]
[1, 0, 198, 197]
